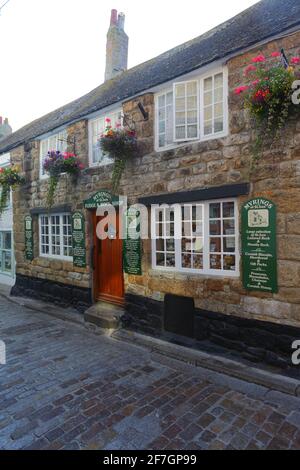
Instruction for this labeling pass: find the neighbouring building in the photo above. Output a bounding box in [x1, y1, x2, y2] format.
[0, 0, 300, 367]
[0, 117, 15, 286]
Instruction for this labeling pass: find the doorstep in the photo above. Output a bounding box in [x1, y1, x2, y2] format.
[84, 301, 124, 331]
[112, 328, 300, 397]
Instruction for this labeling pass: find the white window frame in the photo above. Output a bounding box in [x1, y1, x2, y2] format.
[88, 109, 123, 168]
[0, 231, 13, 276]
[39, 129, 68, 180]
[155, 67, 228, 152]
[173, 79, 200, 142]
[39, 213, 73, 261]
[151, 198, 239, 277]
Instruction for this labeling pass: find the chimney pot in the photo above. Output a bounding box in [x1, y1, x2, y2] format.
[105, 9, 129, 82]
[110, 9, 118, 26]
[118, 12, 125, 30]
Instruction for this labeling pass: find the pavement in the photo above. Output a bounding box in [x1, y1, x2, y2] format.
[1, 294, 300, 449]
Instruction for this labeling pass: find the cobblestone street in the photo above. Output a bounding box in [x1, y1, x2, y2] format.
[0, 296, 300, 450]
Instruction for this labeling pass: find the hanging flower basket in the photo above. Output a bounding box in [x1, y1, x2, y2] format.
[234, 52, 300, 162]
[99, 118, 138, 192]
[43, 151, 84, 208]
[0, 165, 25, 215]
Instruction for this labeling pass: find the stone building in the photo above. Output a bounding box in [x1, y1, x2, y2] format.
[0, 117, 14, 286]
[0, 0, 300, 367]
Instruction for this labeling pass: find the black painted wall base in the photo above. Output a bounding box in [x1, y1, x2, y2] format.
[11, 274, 93, 313]
[124, 293, 300, 369]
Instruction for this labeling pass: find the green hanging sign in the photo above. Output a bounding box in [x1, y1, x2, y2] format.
[242, 198, 277, 293]
[24, 215, 34, 261]
[123, 208, 142, 276]
[72, 212, 86, 268]
[84, 191, 121, 209]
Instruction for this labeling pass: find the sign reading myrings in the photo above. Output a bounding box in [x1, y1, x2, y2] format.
[123, 207, 142, 276]
[24, 215, 34, 261]
[242, 198, 278, 293]
[84, 191, 121, 209]
[72, 212, 86, 268]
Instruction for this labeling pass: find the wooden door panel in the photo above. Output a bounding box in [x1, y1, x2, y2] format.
[92, 210, 124, 305]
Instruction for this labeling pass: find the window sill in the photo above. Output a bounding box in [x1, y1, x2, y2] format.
[156, 131, 228, 153]
[39, 254, 73, 262]
[149, 266, 239, 278]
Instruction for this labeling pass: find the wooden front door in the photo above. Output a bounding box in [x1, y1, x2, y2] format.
[92, 210, 124, 305]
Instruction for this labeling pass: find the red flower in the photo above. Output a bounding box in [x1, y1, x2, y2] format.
[252, 55, 266, 63]
[291, 57, 300, 65]
[234, 85, 249, 95]
[244, 65, 257, 76]
[271, 52, 280, 58]
[253, 88, 271, 102]
[252, 79, 260, 86]
[105, 118, 111, 123]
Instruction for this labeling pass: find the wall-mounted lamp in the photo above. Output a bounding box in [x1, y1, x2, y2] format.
[138, 102, 149, 121]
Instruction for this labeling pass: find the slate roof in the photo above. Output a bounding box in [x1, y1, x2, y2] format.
[1, 0, 300, 155]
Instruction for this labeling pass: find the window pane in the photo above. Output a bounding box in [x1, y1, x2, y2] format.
[210, 203, 221, 219]
[210, 254, 222, 270]
[204, 92, 212, 106]
[210, 220, 221, 235]
[224, 237, 235, 252]
[214, 103, 223, 118]
[3, 251, 11, 272]
[223, 255, 236, 271]
[166, 253, 175, 267]
[156, 252, 165, 267]
[204, 121, 212, 135]
[3, 232, 11, 250]
[214, 73, 223, 88]
[204, 107, 212, 121]
[158, 95, 165, 107]
[210, 237, 222, 253]
[182, 253, 192, 269]
[175, 126, 185, 140]
[182, 238, 192, 252]
[223, 202, 235, 218]
[193, 255, 203, 270]
[204, 77, 213, 91]
[215, 87, 223, 102]
[187, 125, 198, 138]
[223, 219, 235, 236]
[175, 84, 185, 97]
[214, 118, 224, 133]
[187, 81, 197, 96]
[175, 111, 185, 125]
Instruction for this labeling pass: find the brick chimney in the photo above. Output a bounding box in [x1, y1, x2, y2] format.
[0, 117, 12, 141]
[104, 9, 129, 82]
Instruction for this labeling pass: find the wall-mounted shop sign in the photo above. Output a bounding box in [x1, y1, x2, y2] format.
[72, 212, 86, 268]
[24, 215, 34, 261]
[242, 198, 277, 293]
[123, 208, 142, 276]
[84, 191, 120, 209]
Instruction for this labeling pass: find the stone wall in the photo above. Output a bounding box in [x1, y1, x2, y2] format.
[10, 31, 300, 331]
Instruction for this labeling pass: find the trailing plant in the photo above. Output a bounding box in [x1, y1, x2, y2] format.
[43, 151, 83, 208]
[99, 118, 138, 192]
[0, 165, 25, 215]
[234, 52, 300, 164]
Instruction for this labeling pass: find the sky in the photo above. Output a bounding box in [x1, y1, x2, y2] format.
[0, 0, 259, 132]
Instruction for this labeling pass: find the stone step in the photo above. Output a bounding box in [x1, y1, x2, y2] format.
[84, 301, 124, 330]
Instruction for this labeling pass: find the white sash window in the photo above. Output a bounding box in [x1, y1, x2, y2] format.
[155, 68, 228, 150]
[151, 199, 239, 276]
